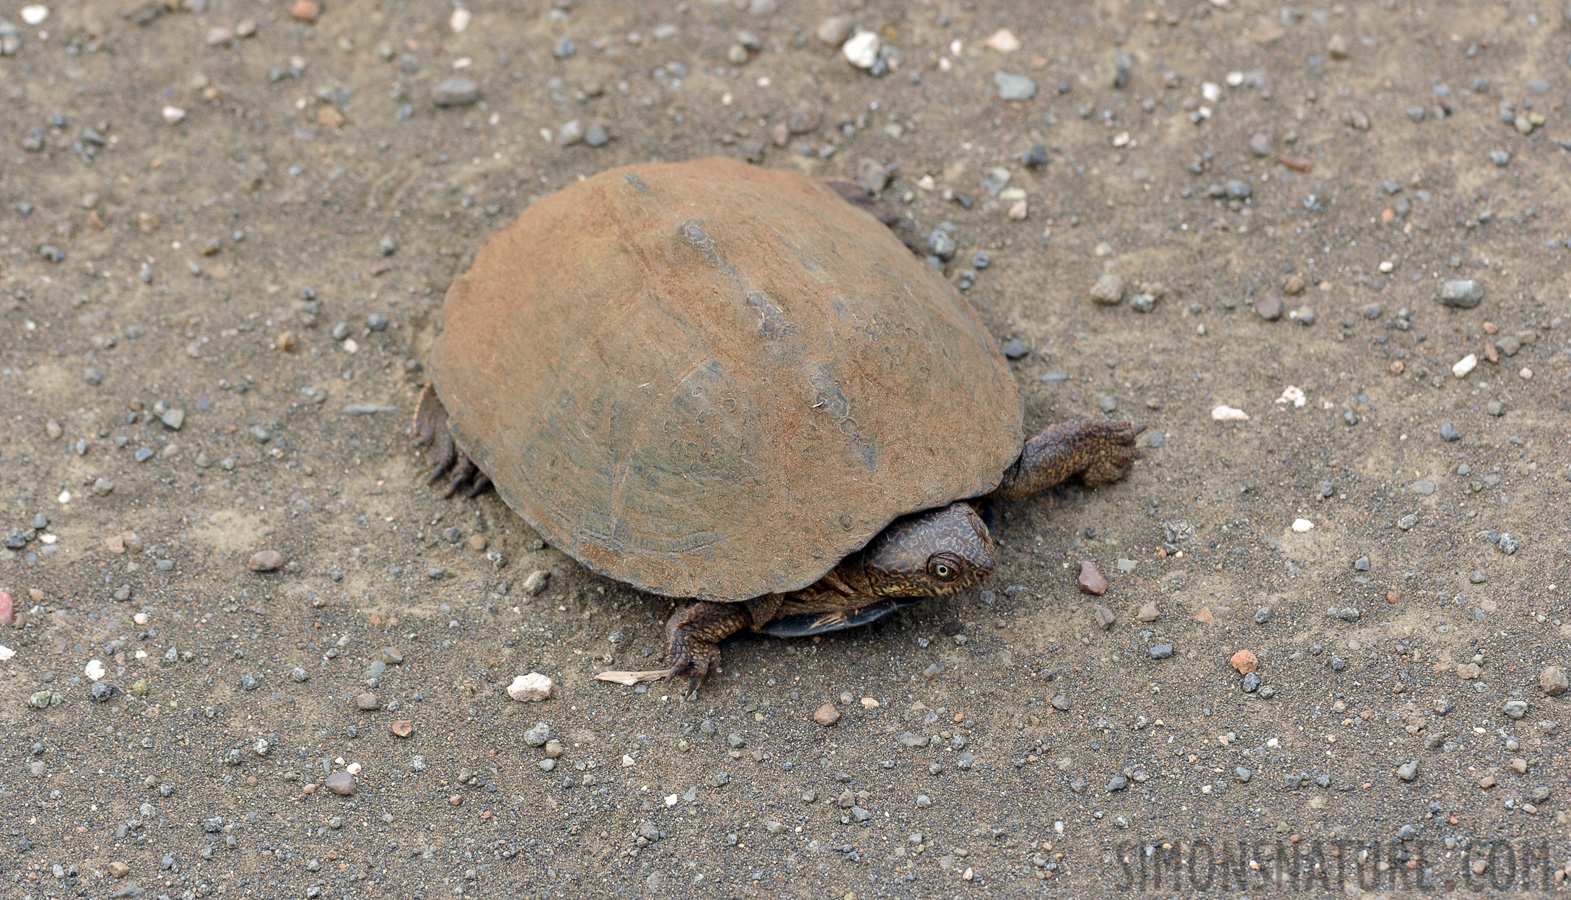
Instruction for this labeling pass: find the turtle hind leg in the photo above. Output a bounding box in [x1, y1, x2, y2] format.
[990, 420, 1146, 501]
[413, 384, 489, 498]
[665, 596, 782, 696]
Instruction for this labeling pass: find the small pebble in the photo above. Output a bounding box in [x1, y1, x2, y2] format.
[994, 71, 1038, 101]
[355, 692, 380, 711]
[291, 0, 319, 23]
[1230, 649, 1258, 675]
[926, 229, 956, 261]
[812, 703, 841, 727]
[1541, 666, 1568, 697]
[1148, 644, 1173, 660]
[1088, 273, 1124, 305]
[985, 28, 1021, 53]
[324, 771, 357, 796]
[1094, 604, 1115, 629]
[1076, 561, 1108, 595]
[1437, 280, 1484, 309]
[1396, 760, 1419, 782]
[1136, 602, 1160, 622]
[248, 550, 285, 572]
[841, 31, 880, 69]
[816, 16, 853, 47]
[507, 672, 553, 702]
[431, 77, 480, 107]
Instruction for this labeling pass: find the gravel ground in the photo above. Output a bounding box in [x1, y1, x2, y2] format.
[2, 1, 1570, 897]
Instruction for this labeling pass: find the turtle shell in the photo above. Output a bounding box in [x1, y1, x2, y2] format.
[431, 158, 1023, 602]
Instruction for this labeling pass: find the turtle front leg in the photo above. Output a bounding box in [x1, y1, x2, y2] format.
[665, 596, 783, 694]
[413, 385, 492, 497]
[990, 420, 1145, 500]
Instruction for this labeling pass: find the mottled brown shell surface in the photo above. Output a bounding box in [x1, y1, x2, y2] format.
[432, 158, 1023, 601]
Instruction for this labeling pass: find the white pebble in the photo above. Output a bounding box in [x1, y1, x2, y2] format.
[621, 754, 635, 767]
[1225, 70, 1244, 87]
[21, 5, 48, 26]
[85, 659, 106, 681]
[346, 761, 362, 774]
[449, 7, 471, 32]
[1275, 385, 1306, 407]
[1211, 405, 1250, 422]
[664, 794, 678, 806]
[162, 106, 187, 125]
[1202, 81, 1222, 103]
[58, 490, 71, 504]
[1292, 518, 1314, 533]
[984, 28, 1020, 52]
[842, 31, 880, 69]
[1451, 353, 1477, 378]
[1378, 260, 1394, 273]
[507, 672, 554, 702]
[0, 645, 15, 661]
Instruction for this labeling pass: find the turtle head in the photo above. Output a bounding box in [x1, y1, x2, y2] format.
[856, 503, 994, 599]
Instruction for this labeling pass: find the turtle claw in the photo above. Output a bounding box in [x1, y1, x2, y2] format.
[414, 384, 491, 497]
[665, 601, 753, 696]
[665, 632, 723, 696]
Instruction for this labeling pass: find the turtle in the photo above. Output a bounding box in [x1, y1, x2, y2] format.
[415, 157, 1143, 691]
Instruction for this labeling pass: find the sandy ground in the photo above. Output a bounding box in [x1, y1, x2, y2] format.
[2, 0, 1570, 896]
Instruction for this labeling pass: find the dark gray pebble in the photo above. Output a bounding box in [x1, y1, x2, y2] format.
[1437, 280, 1483, 308]
[926, 229, 956, 261]
[432, 77, 481, 107]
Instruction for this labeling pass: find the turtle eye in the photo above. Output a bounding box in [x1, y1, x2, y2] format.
[927, 555, 960, 581]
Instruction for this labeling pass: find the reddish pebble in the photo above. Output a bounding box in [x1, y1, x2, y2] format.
[292, 0, 320, 22]
[1230, 649, 1259, 675]
[1076, 560, 1108, 595]
[812, 703, 841, 727]
[391, 720, 414, 738]
[0, 590, 12, 626]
